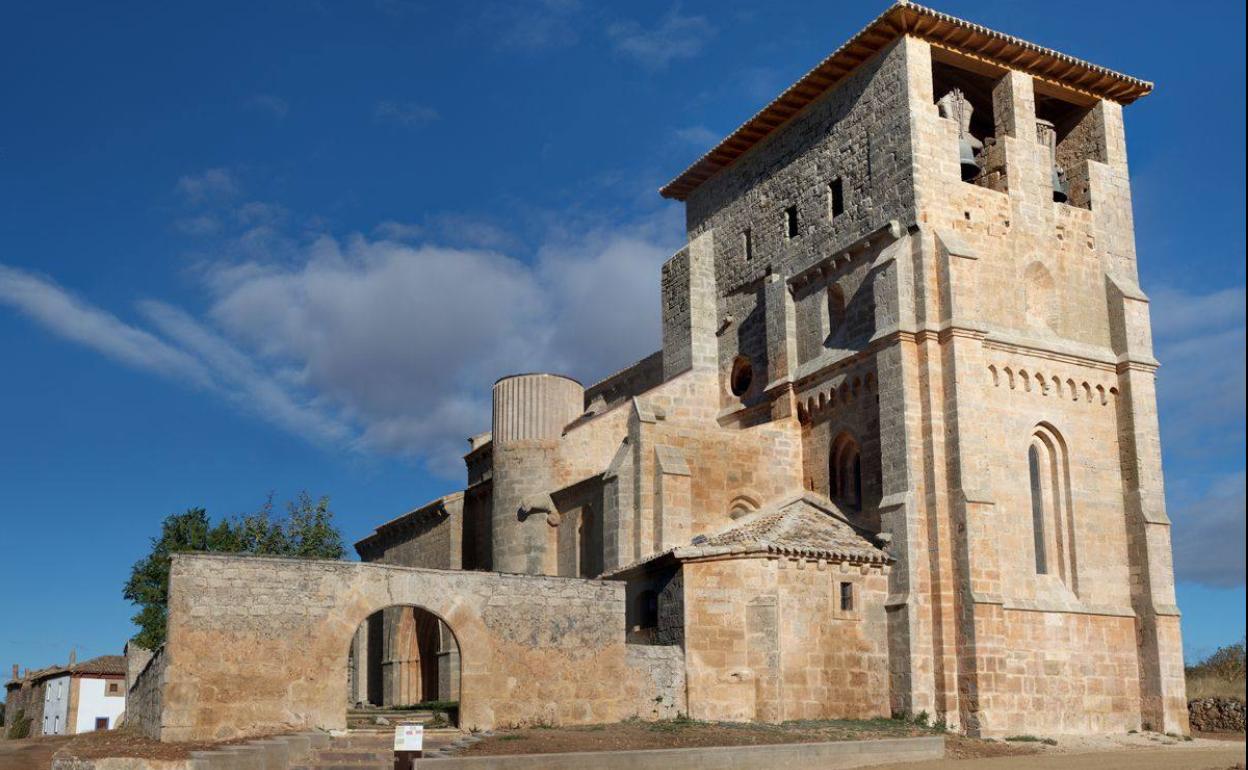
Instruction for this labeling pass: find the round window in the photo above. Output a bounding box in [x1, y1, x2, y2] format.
[730, 356, 753, 397]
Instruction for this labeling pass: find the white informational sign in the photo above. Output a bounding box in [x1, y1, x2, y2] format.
[394, 723, 424, 752]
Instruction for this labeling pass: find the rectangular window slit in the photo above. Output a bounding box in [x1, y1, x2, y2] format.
[839, 581, 854, 612]
[784, 205, 799, 238]
[830, 177, 845, 218]
[742, 228, 753, 260]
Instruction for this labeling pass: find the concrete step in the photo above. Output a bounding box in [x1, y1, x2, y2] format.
[289, 731, 465, 770]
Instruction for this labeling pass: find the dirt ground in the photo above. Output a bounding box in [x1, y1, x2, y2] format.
[894, 744, 1245, 769]
[0, 736, 70, 770]
[461, 717, 986, 756]
[461, 718, 1244, 769]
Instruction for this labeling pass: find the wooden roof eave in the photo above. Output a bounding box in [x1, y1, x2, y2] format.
[659, 1, 1152, 202]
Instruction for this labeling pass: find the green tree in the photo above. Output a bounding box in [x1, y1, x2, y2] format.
[123, 493, 345, 649]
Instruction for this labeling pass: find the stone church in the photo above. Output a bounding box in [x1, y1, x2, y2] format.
[144, 2, 1188, 741]
[342, 1, 1187, 737]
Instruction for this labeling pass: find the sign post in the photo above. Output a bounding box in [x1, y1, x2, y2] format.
[393, 723, 424, 770]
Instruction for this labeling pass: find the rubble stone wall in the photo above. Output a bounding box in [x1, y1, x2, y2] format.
[155, 553, 667, 742]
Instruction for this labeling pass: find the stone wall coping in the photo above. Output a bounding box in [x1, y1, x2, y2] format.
[171, 552, 620, 586]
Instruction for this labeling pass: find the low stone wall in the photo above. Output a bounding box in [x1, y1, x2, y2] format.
[625, 645, 686, 719]
[125, 647, 167, 738]
[157, 553, 667, 741]
[1188, 698, 1245, 732]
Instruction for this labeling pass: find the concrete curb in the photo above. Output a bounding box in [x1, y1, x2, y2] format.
[415, 735, 945, 769]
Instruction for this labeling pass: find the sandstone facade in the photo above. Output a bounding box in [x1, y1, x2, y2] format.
[148, 2, 1186, 741]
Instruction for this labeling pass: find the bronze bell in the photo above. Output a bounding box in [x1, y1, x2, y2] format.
[1036, 119, 1068, 203]
[1052, 167, 1069, 203]
[938, 89, 982, 182]
[959, 137, 981, 182]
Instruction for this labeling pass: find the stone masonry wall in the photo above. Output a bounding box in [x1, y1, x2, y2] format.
[893, 37, 1186, 734]
[125, 647, 166, 739]
[157, 553, 667, 741]
[684, 40, 916, 411]
[682, 556, 890, 723]
[625, 645, 686, 720]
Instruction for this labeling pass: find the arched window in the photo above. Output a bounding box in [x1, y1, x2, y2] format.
[730, 356, 753, 397]
[1027, 444, 1048, 574]
[1026, 424, 1077, 588]
[830, 432, 863, 510]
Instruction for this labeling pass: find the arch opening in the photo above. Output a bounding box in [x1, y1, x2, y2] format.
[347, 604, 462, 727]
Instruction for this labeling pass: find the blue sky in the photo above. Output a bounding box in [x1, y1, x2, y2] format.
[0, 0, 1243, 672]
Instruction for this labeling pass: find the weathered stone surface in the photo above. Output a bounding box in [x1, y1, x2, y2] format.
[149, 553, 663, 741]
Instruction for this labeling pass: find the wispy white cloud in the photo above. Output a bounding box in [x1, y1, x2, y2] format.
[374, 100, 440, 127]
[372, 221, 423, 242]
[487, 0, 582, 51]
[174, 214, 223, 237]
[1150, 284, 1246, 587]
[0, 265, 213, 388]
[1151, 285, 1246, 459]
[175, 168, 239, 205]
[673, 125, 719, 150]
[246, 94, 290, 119]
[1170, 471, 1246, 588]
[607, 9, 715, 69]
[0, 189, 681, 478]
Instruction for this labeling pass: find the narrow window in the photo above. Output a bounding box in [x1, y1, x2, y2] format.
[742, 228, 753, 260]
[827, 283, 845, 339]
[730, 356, 753, 397]
[829, 177, 845, 218]
[784, 205, 799, 239]
[637, 590, 659, 629]
[1028, 444, 1048, 574]
[840, 582, 854, 612]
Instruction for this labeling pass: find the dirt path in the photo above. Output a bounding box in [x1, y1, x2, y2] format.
[0, 736, 71, 770]
[894, 744, 1245, 769]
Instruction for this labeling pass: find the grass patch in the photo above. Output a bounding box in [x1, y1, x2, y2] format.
[392, 700, 459, 712]
[1005, 735, 1058, 746]
[497, 734, 526, 742]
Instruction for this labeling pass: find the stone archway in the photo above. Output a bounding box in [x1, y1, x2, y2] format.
[347, 604, 461, 711]
[149, 553, 666, 742]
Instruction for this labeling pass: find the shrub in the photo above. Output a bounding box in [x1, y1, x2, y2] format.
[5, 709, 31, 740]
[1186, 639, 1246, 700]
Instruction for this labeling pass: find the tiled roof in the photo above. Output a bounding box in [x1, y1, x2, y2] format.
[606, 492, 889, 577]
[354, 491, 465, 554]
[692, 493, 889, 563]
[661, 1, 1152, 201]
[71, 655, 126, 677]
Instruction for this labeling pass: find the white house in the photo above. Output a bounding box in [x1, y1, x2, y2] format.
[36, 654, 126, 735]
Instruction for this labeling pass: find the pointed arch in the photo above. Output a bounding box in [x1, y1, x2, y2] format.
[1027, 423, 1078, 591]
[830, 431, 863, 510]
